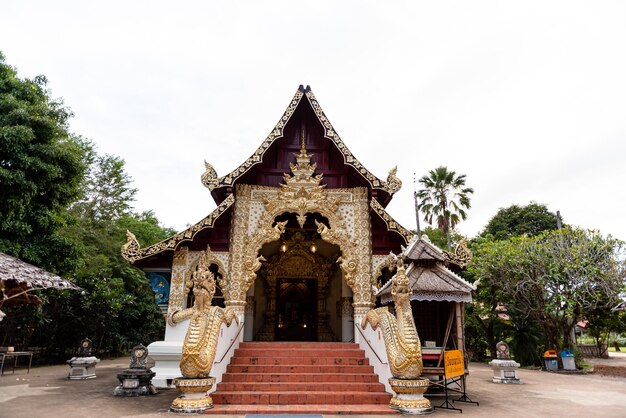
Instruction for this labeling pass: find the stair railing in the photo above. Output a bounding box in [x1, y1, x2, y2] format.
[210, 322, 244, 392]
[356, 322, 392, 393]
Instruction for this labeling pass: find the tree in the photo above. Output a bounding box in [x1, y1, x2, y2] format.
[0, 55, 172, 358]
[72, 149, 137, 223]
[481, 202, 559, 241]
[0, 52, 86, 274]
[465, 236, 522, 359]
[469, 228, 626, 360]
[417, 166, 473, 249]
[50, 145, 170, 356]
[421, 226, 464, 251]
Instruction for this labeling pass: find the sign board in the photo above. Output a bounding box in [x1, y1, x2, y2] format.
[444, 350, 465, 379]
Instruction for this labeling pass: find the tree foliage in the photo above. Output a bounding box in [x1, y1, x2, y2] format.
[0, 55, 172, 358]
[481, 202, 559, 241]
[421, 226, 464, 251]
[71, 146, 138, 223]
[417, 166, 473, 249]
[0, 52, 86, 274]
[468, 228, 626, 363]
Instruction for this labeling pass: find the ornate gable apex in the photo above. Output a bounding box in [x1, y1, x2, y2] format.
[202, 85, 402, 207]
[403, 235, 446, 262]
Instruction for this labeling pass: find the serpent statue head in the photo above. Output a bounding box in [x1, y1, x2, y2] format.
[391, 258, 411, 305]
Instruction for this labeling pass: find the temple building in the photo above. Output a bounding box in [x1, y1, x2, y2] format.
[122, 86, 474, 396]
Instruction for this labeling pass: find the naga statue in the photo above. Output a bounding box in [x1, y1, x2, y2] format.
[362, 257, 432, 414]
[169, 250, 238, 412]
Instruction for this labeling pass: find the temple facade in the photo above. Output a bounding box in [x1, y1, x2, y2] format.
[122, 86, 473, 389]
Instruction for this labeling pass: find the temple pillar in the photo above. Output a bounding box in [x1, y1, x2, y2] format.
[351, 188, 375, 341]
[225, 184, 252, 307]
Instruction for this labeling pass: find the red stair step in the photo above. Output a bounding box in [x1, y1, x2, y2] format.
[230, 356, 369, 365]
[216, 382, 386, 392]
[226, 364, 375, 374]
[239, 342, 359, 349]
[221, 372, 379, 383]
[203, 404, 398, 415]
[212, 341, 391, 412]
[211, 391, 392, 405]
[234, 348, 366, 357]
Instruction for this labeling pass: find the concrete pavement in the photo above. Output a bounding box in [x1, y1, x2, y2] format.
[0, 354, 625, 418]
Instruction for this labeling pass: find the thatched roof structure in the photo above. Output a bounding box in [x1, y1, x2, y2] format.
[0, 252, 79, 308]
[377, 236, 475, 304]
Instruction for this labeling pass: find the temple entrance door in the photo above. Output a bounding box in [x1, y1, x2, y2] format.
[275, 278, 317, 341]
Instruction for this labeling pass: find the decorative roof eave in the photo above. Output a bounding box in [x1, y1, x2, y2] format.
[304, 89, 402, 200]
[121, 194, 235, 264]
[443, 239, 472, 269]
[370, 199, 414, 245]
[201, 86, 402, 203]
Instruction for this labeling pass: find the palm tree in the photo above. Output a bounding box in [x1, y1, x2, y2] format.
[417, 166, 473, 249]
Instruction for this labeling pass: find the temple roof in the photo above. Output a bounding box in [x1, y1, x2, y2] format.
[201, 86, 402, 207]
[121, 194, 234, 264]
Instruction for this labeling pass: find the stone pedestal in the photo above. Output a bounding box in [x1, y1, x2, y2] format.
[114, 344, 159, 396]
[170, 377, 216, 413]
[114, 369, 158, 396]
[489, 359, 522, 384]
[66, 356, 100, 380]
[388, 377, 433, 415]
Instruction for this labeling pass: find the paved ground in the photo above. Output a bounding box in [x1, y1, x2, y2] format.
[0, 353, 625, 418]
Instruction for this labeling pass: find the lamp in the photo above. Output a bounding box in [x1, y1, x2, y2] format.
[310, 243, 317, 253]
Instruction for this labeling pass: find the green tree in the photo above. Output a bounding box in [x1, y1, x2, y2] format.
[417, 166, 473, 249]
[421, 226, 464, 250]
[73, 151, 137, 223]
[0, 52, 86, 274]
[0, 55, 172, 358]
[470, 228, 625, 361]
[585, 304, 626, 357]
[466, 236, 523, 359]
[51, 145, 169, 356]
[118, 211, 177, 248]
[481, 202, 559, 241]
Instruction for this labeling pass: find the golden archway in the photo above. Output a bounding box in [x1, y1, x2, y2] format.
[224, 142, 375, 316]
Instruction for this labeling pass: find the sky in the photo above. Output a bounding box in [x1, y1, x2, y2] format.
[1, 1, 625, 240]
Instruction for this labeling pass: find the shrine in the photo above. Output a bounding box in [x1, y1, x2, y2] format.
[122, 86, 473, 412]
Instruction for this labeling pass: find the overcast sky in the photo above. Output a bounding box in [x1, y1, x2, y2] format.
[2, 1, 625, 240]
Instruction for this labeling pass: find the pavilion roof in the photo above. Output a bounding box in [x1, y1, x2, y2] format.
[0, 252, 78, 291]
[376, 235, 476, 304]
[377, 261, 475, 304]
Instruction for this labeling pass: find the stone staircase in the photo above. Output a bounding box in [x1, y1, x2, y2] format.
[205, 341, 396, 415]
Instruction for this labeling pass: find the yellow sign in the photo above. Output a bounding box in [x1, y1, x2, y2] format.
[444, 350, 465, 379]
